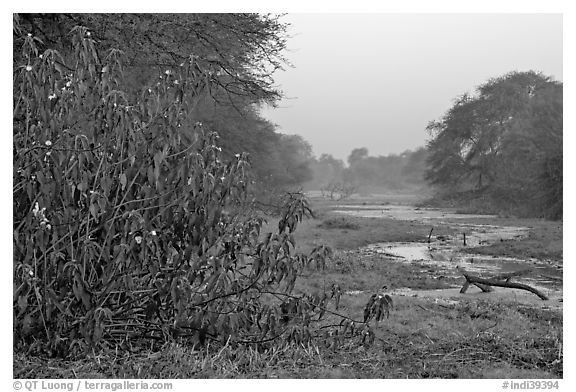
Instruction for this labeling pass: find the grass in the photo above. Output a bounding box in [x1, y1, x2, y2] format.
[14, 295, 562, 379]
[13, 196, 563, 379]
[460, 218, 563, 262]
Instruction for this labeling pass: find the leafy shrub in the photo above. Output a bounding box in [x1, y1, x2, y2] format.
[13, 23, 387, 358]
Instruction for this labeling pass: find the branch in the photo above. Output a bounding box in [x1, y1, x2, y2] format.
[460, 272, 548, 300]
[260, 290, 365, 324]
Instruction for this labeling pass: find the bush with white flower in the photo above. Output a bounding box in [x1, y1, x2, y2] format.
[13, 22, 356, 359]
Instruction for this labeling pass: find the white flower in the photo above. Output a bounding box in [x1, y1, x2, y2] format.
[151, 230, 157, 236]
[39, 54, 43, 59]
[48, 93, 56, 100]
[66, 81, 72, 87]
[174, 80, 179, 85]
[165, 70, 171, 75]
[46, 151, 51, 157]
[235, 153, 240, 158]
[135, 236, 142, 244]
[220, 176, 225, 181]
[32, 202, 40, 216]
[25, 65, 32, 72]
[27, 33, 32, 37]
[45, 140, 52, 146]
[148, 88, 152, 93]
[29, 270, 34, 277]
[86, 31, 91, 37]
[46, 224, 52, 230]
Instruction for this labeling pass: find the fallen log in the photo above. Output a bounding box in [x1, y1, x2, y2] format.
[460, 272, 548, 300]
[459, 279, 493, 294]
[491, 268, 534, 282]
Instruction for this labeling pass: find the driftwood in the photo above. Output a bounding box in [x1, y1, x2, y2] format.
[459, 270, 548, 300]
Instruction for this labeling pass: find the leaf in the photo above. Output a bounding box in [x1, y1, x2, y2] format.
[73, 271, 91, 310]
[93, 321, 103, 342]
[17, 295, 28, 316]
[22, 314, 34, 336]
[119, 173, 127, 190]
[89, 203, 98, 219]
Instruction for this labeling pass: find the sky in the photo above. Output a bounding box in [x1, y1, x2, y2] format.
[259, 13, 563, 162]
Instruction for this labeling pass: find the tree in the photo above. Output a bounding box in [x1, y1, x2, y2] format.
[425, 71, 562, 219]
[347, 147, 369, 166]
[14, 13, 288, 106]
[275, 134, 315, 186]
[425, 94, 483, 189]
[318, 153, 345, 173]
[187, 95, 297, 186]
[305, 154, 345, 190]
[401, 147, 428, 184]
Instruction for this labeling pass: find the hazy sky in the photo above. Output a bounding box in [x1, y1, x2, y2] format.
[259, 14, 563, 162]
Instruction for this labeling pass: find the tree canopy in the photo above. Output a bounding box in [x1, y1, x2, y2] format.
[15, 13, 288, 105]
[425, 71, 562, 219]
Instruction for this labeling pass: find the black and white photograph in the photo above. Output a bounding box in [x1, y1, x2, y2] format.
[9, 2, 567, 387]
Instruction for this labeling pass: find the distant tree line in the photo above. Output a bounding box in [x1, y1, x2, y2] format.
[425, 71, 562, 220]
[303, 147, 429, 194]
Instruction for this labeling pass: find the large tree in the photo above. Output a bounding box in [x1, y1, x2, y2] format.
[425, 71, 562, 218]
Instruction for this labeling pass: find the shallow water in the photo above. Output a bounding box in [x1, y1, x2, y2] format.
[334, 204, 563, 308]
[363, 241, 561, 287]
